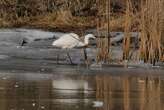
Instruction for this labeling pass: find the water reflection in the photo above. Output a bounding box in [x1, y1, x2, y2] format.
[0, 70, 163, 110]
[95, 75, 163, 110]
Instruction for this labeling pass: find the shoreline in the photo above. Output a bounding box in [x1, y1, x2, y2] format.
[0, 28, 163, 70]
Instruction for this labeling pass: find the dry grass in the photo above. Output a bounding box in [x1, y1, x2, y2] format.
[0, 0, 163, 63]
[0, 0, 95, 31]
[0, 10, 95, 32]
[96, 0, 163, 63]
[96, 0, 140, 62]
[0, 18, 10, 27]
[96, 0, 111, 63]
[139, 0, 163, 64]
[123, 0, 133, 60]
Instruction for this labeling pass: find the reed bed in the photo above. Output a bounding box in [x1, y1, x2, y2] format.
[123, 0, 133, 60]
[96, 0, 164, 63]
[139, 0, 164, 64]
[0, 0, 164, 63]
[96, 0, 111, 63]
[0, 0, 96, 29]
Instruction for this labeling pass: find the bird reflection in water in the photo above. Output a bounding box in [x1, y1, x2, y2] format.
[0, 73, 163, 110]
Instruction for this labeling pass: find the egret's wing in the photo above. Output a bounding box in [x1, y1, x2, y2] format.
[52, 34, 80, 48]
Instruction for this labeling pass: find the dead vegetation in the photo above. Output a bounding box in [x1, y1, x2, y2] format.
[0, 0, 96, 31]
[0, 0, 164, 63]
[96, 0, 164, 64]
[123, 0, 133, 60]
[96, 0, 111, 63]
[139, 0, 164, 64]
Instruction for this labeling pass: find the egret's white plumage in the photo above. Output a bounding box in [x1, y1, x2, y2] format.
[52, 33, 95, 48]
[52, 33, 96, 64]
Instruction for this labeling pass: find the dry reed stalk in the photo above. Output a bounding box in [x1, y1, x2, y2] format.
[139, 0, 163, 64]
[161, 1, 164, 61]
[96, 0, 111, 63]
[123, 0, 133, 60]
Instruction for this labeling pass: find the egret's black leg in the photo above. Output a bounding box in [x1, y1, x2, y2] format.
[152, 58, 156, 66]
[83, 48, 88, 66]
[66, 52, 73, 64]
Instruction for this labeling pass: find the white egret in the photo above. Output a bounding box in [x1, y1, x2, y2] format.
[52, 33, 96, 64]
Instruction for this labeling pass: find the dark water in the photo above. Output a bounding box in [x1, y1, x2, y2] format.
[0, 66, 164, 110]
[1, 29, 164, 110]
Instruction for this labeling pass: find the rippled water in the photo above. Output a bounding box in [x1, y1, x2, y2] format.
[0, 67, 164, 110]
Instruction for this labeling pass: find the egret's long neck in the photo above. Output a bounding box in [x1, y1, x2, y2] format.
[84, 37, 89, 45]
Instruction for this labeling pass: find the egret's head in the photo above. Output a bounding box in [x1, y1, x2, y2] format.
[84, 34, 96, 45]
[85, 34, 96, 39]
